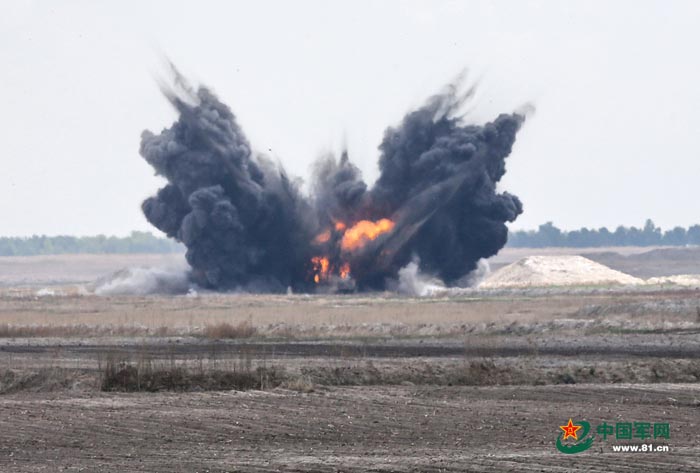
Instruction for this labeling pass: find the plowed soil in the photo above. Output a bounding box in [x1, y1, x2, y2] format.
[0, 384, 697, 472]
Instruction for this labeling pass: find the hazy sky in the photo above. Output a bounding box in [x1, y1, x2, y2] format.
[2, 0, 699, 237]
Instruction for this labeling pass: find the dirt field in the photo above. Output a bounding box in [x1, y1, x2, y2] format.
[0, 250, 699, 471]
[0, 253, 186, 288]
[0, 384, 697, 472]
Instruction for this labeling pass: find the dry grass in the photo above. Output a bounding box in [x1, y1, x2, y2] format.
[1, 354, 700, 394]
[279, 376, 315, 393]
[1, 289, 681, 340]
[201, 320, 257, 339]
[298, 358, 700, 387]
[0, 323, 178, 338]
[0, 367, 92, 393]
[0, 291, 583, 332]
[100, 354, 283, 392]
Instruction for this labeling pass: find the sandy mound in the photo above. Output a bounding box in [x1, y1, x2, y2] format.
[479, 255, 643, 288]
[646, 274, 700, 287]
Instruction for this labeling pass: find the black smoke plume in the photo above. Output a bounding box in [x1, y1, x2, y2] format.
[140, 68, 526, 292]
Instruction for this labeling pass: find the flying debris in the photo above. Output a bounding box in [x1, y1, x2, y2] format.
[140, 66, 527, 292]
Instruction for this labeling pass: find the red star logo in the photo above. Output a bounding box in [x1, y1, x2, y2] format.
[559, 419, 582, 440]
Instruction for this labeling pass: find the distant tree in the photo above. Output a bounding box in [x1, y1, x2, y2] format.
[613, 226, 629, 246]
[538, 222, 564, 247]
[567, 227, 597, 247]
[507, 220, 700, 248]
[626, 226, 644, 246]
[662, 226, 687, 246]
[641, 219, 663, 246]
[0, 233, 183, 256]
[687, 225, 700, 245]
[597, 227, 614, 246]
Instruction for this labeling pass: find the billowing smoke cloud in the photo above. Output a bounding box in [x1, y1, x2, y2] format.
[140, 67, 526, 292]
[93, 266, 191, 296]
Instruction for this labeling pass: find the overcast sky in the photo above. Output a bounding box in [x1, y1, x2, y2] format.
[1, 0, 699, 236]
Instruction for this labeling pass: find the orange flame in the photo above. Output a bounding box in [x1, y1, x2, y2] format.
[310, 218, 394, 284]
[311, 256, 330, 283]
[340, 218, 395, 252]
[313, 229, 331, 244]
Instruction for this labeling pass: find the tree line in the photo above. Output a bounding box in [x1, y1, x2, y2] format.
[508, 220, 700, 248]
[1, 220, 698, 255]
[0, 232, 183, 256]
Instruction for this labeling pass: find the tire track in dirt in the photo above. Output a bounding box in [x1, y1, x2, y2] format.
[2, 337, 700, 359]
[0, 385, 697, 472]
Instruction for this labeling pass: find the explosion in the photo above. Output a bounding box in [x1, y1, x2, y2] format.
[340, 219, 395, 252]
[140, 65, 527, 293]
[309, 218, 395, 285]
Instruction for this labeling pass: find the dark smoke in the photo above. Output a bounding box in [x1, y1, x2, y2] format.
[140, 68, 526, 292]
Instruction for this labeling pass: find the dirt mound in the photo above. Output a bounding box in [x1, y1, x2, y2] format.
[646, 274, 700, 287]
[479, 255, 643, 288]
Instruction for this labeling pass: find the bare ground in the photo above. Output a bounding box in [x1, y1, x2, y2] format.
[0, 290, 697, 471]
[0, 384, 697, 472]
[0, 252, 699, 471]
